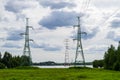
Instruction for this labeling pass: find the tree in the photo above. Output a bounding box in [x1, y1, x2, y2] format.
[116, 44, 120, 65]
[93, 60, 104, 68]
[113, 61, 120, 71]
[0, 62, 6, 69]
[0, 52, 2, 62]
[11, 56, 21, 68]
[0, 52, 31, 69]
[103, 43, 120, 71]
[2, 52, 13, 68]
[104, 45, 116, 70]
[98, 60, 104, 68]
[93, 60, 99, 68]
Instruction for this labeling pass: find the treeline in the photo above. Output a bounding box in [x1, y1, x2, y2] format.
[33, 61, 92, 66]
[93, 43, 120, 71]
[0, 51, 31, 69]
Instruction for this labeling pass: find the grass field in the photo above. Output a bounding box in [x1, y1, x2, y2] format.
[0, 68, 120, 80]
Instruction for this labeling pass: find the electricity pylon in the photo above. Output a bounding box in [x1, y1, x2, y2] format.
[118, 41, 120, 46]
[64, 39, 69, 66]
[73, 16, 86, 67]
[22, 18, 33, 65]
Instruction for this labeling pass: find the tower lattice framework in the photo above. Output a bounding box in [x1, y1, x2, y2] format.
[74, 16, 86, 67]
[23, 18, 32, 64]
[64, 39, 69, 66]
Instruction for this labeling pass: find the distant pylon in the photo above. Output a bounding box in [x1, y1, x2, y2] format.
[73, 16, 86, 67]
[23, 18, 32, 65]
[64, 39, 69, 66]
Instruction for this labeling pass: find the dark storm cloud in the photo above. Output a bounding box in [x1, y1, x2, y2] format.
[39, 0, 76, 9]
[39, 11, 79, 29]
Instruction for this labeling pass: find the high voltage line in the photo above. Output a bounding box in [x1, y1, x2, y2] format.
[80, 0, 92, 13]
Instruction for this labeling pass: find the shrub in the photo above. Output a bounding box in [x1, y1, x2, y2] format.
[93, 60, 104, 68]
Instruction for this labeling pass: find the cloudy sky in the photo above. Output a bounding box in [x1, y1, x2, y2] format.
[0, 0, 120, 63]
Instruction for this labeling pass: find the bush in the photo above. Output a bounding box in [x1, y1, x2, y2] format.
[93, 60, 99, 68]
[93, 60, 104, 68]
[0, 62, 6, 69]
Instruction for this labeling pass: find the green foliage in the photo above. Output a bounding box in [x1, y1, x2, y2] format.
[0, 52, 2, 62]
[113, 61, 120, 71]
[0, 62, 6, 69]
[105, 45, 116, 69]
[93, 60, 98, 68]
[21, 55, 31, 66]
[15, 66, 39, 69]
[2, 52, 13, 68]
[104, 44, 120, 71]
[93, 60, 104, 68]
[69, 66, 91, 69]
[0, 51, 31, 69]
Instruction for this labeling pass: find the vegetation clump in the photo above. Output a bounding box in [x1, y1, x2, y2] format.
[15, 66, 39, 69]
[93, 43, 120, 71]
[0, 62, 6, 69]
[0, 52, 31, 69]
[93, 60, 104, 68]
[69, 66, 91, 69]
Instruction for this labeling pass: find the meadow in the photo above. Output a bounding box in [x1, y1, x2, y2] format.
[0, 68, 120, 80]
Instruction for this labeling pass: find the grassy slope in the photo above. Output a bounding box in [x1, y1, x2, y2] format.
[0, 68, 120, 80]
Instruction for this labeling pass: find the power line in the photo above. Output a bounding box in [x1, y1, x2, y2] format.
[100, 8, 120, 28]
[80, 0, 92, 13]
[85, 0, 91, 11]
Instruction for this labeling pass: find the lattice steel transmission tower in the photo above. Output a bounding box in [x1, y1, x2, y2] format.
[73, 16, 86, 67]
[23, 18, 32, 65]
[64, 39, 69, 66]
[118, 41, 120, 46]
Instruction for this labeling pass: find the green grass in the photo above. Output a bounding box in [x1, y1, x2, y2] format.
[0, 68, 120, 80]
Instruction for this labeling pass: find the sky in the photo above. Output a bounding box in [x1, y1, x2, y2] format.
[0, 0, 120, 63]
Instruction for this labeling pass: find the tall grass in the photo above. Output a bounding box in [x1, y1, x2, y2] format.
[0, 68, 119, 80]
